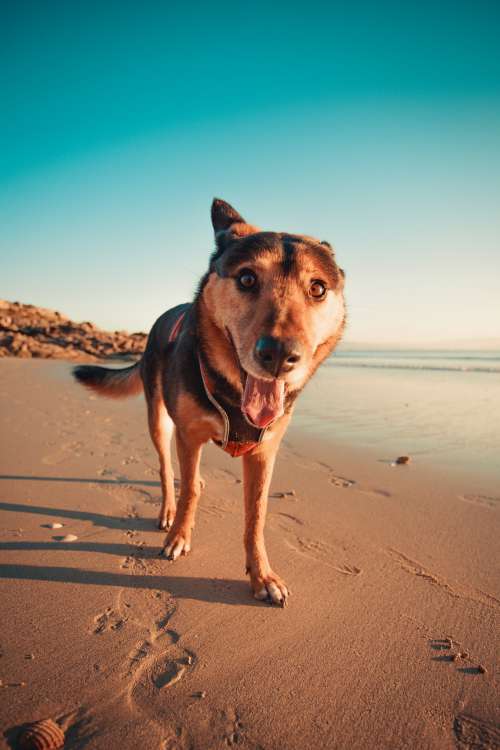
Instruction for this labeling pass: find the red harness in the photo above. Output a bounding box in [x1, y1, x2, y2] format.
[168, 312, 264, 457]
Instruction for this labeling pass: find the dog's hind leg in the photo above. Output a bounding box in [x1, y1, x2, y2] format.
[147, 393, 177, 530]
[161, 430, 203, 560]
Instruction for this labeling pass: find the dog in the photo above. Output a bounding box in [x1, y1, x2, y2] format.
[73, 199, 346, 606]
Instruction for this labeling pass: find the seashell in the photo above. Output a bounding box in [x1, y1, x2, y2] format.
[58, 534, 78, 542]
[18, 718, 65, 749]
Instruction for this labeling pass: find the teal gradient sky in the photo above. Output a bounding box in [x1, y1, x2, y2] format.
[2, 1, 499, 344]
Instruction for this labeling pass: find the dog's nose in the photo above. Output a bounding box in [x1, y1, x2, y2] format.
[254, 336, 302, 377]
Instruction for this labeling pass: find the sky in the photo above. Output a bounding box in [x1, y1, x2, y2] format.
[1, 1, 499, 345]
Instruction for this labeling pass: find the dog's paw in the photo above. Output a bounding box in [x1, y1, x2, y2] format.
[158, 507, 176, 531]
[161, 528, 191, 561]
[247, 569, 290, 607]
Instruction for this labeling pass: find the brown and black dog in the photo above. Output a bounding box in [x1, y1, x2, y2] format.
[73, 199, 346, 606]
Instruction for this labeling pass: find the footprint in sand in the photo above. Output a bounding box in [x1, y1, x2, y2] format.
[126, 641, 194, 720]
[276, 512, 304, 525]
[97, 467, 129, 482]
[329, 475, 356, 488]
[199, 504, 228, 519]
[268, 512, 304, 534]
[454, 714, 500, 749]
[123, 599, 196, 729]
[154, 660, 188, 689]
[311, 461, 356, 488]
[121, 553, 150, 573]
[118, 486, 158, 504]
[334, 563, 362, 576]
[358, 487, 392, 498]
[128, 640, 154, 669]
[285, 536, 362, 576]
[206, 468, 238, 484]
[93, 607, 127, 634]
[459, 493, 499, 509]
[121, 455, 140, 465]
[41, 440, 84, 465]
[161, 727, 191, 750]
[222, 709, 245, 747]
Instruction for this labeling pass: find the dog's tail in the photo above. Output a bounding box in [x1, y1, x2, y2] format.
[72, 361, 143, 399]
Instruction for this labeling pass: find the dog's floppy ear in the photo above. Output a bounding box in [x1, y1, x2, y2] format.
[211, 198, 260, 239]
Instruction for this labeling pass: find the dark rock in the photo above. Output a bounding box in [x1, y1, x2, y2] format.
[0, 299, 147, 363]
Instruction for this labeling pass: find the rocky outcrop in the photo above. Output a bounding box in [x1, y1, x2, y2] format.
[0, 300, 147, 361]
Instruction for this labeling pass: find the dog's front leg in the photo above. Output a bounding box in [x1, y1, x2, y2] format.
[243, 443, 289, 607]
[161, 430, 203, 561]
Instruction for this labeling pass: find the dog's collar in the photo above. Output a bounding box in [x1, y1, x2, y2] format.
[168, 311, 266, 457]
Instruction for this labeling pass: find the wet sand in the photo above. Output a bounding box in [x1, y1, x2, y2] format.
[0, 359, 499, 749]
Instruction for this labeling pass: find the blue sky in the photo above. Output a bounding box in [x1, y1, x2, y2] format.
[1, 1, 499, 344]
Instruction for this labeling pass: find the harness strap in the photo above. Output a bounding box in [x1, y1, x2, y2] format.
[168, 312, 186, 343]
[198, 355, 230, 450]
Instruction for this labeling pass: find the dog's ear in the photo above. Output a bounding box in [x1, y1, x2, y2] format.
[211, 199, 245, 233]
[209, 198, 261, 271]
[211, 198, 260, 239]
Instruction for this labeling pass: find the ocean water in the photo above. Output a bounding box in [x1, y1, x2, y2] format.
[330, 350, 500, 374]
[290, 350, 500, 481]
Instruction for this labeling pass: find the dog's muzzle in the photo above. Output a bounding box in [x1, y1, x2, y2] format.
[254, 336, 303, 378]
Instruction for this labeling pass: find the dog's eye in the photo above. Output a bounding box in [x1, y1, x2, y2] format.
[309, 280, 327, 299]
[237, 270, 257, 290]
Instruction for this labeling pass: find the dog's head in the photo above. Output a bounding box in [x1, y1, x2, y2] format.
[200, 199, 346, 427]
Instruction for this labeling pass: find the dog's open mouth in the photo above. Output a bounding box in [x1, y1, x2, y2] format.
[225, 328, 286, 429]
[242, 374, 285, 429]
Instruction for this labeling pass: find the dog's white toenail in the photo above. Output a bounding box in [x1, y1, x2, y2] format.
[171, 540, 184, 560]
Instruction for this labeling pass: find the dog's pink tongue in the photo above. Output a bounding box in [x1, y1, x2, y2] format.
[242, 375, 285, 428]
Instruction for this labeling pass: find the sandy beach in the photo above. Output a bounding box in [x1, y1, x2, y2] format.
[1, 358, 499, 749]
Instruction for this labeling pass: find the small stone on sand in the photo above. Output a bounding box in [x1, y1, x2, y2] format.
[47, 522, 63, 529]
[396, 455, 411, 465]
[58, 534, 78, 542]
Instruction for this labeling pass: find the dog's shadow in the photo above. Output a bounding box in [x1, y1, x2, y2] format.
[0, 562, 260, 606]
[0, 472, 166, 532]
[0, 475, 263, 608]
[0, 499, 157, 532]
